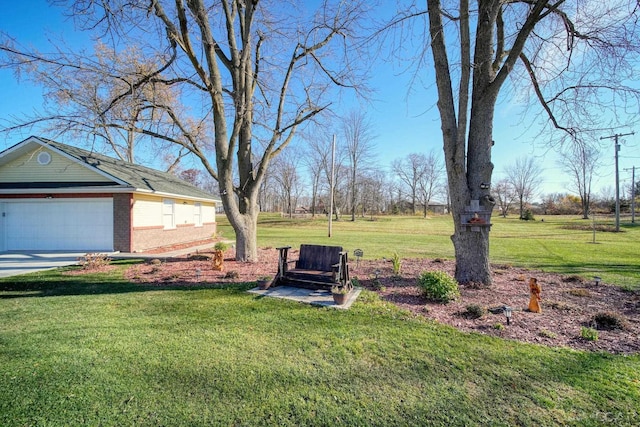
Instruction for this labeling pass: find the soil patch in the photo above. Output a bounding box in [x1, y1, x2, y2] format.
[122, 247, 640, 354]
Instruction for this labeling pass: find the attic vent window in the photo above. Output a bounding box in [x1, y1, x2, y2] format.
[37, 152, 52, 165]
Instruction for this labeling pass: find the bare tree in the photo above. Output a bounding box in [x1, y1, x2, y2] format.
[392, 153, 427, 215]
[1, 42, 193, 167]
[387, 1, 640, 284]
[1, 0, 371, 261]
[558, 141, 600, 219]
[360, 169, 387, 218]
[493, 178, 515, 218]
[505, 157, 544, 219]
[301, 130, 333, 218]
[341, 110, 377, 221]
[417, 151, 444, 218]
[271, 150, 303, 218]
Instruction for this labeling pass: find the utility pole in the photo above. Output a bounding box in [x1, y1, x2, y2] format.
[328, 135, 336, 238]
[624, 166, 636, 223]
[601, 131, 634, 232]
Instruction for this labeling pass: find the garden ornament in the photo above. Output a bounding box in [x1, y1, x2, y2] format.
[528, 277, 542, 313]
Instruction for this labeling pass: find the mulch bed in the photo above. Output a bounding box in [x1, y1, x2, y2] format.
[118, 247, 640, 355]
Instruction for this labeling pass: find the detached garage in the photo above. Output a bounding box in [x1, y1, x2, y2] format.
[0, 136, 220, 253]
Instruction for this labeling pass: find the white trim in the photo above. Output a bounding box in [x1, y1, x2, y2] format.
[131, 188, 220, 203]
[0, 188, 219, 204]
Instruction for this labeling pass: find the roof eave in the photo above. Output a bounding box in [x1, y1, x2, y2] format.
[132, 188, 220, 203]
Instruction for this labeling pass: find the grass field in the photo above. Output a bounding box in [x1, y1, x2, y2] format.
[218, 213, 640, 289]
[1, 214, 639, 425]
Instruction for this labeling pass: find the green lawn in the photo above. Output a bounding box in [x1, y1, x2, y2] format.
[219, 213, 640, 289]
[1, 215, 639, 425]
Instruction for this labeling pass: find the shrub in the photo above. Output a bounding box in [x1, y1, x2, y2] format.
[78, 253, 111, 270]
[214, 242, 229, 252]
[566, 288, 590, 297]
[521, 209, 535, 221]
[417, 270, 460, 303]
[391, 252, 402, 276]
[580, 326, 598, 341]
[592, 312, 627, 330]
[539, 330, 558, 339]
[224, 270, 239, 279]
[463, 304, 486, 319]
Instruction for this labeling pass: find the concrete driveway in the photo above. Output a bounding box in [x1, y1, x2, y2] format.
[0, 252, 86, 278]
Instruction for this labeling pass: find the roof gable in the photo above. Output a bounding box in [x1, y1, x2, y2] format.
[0, 136, 219, 201]
[0, 144, 113, 185]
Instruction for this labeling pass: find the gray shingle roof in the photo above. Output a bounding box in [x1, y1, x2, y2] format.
[37, 137, 219, 201]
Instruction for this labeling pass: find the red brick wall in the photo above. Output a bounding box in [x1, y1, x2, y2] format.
[131, 222, 217, 252]
[113, 193, 133, 252]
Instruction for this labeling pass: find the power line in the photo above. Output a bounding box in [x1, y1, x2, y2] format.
[601, 131, 635, 231]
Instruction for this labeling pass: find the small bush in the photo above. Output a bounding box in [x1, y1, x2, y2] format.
[417, 270, 460, 303]
[493, 323, 505, 330]
[78, 253, 111, 270]
[214, 242, 229, 252]
[391, 252, 402, 276]
[521, 209, 535, 221]
[463, 304, 486, 319]
[580, 326, 598, 341]
[224, 270, 239, 279]
[592, 312, 627, 330]
[539, 330, 557, 339]
[566, 288, 590, 297]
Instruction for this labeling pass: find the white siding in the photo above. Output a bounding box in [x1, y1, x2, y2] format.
[203, 203, 216, 223]
[131, 194, 216, 228]
[132, 195, 162, 227]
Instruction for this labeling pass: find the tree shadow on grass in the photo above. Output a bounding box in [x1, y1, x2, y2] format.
[0, 260, 254, 299]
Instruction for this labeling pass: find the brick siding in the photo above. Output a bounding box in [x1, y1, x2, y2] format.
[132, 223, 217, 252]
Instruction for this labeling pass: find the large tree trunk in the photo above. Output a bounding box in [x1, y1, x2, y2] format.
[233, 212, 258, 262]
[222, 187, 260, 262]
[451, 228, 492, 284]
[447, 96, 496, 285]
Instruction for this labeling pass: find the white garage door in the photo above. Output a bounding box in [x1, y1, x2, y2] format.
[2, 198, 114, 251]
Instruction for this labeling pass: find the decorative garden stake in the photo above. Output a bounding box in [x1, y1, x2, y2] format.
[354, 249, 363, 268]
[594, 276, 601, 286]
[504, 306, 512, 325]
[528, 278, 542, 313]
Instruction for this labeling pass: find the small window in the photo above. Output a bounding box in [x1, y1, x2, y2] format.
[37, 151, 52, 165]
[194, 202, 202, 227]
[163, 199, 175, 229]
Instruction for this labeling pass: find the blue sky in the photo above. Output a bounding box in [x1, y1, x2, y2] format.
[1, 1, 638, 200]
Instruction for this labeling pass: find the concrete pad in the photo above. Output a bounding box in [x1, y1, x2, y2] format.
[0, 251, 88, 278]
[248, 285, 361, 309]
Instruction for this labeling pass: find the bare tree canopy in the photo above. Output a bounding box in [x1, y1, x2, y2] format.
[1, 0, 373, 261]
[382, 0, 640, 284]
[340, 110, 377, 221]
[558, 140, 601, 219]
[392, 153, 428, 215]
[505, 157, 544, 219]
